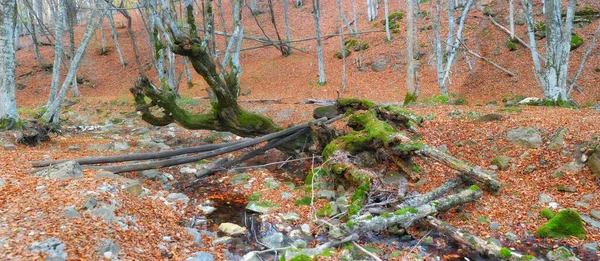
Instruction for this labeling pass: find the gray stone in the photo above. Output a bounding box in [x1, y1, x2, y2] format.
[198, 206, 216, 215]
[185, 228, 204, 247]
[230, 173, 249, 185]
[96, 238, 120, 257]
[141, 170, 160, 180]
[284, 247, 325, 260]
[122, 182, 143, 197]
[241, 252, 260, 261]
[213, 236, 232, 245]
[506, 127, 543, 149]
[63, 206, 81, 218]
[34, 161, 84, 180]
[581, 194, 595, 202]
[524, 165, 536, 174]
[575, 202, 590, 209]
[317, 190, 336, 201]
[261, 232, 283, 248]
[313, 105, 338, 119]
[581, 215, 600, 230]
[583, 242, 598, 255]
[166, 193, 190, 204]
[491, 156, 511, 171]
[548, 127, 568, 150]
[280, 192, 293, 199]
[292, 239, 308, 248]
[3, 143, 16, 151]
[384, 171, 408, 184]
[539, 194, 553, 203]
[218, 223, 246, 236]
[180, 167, 197, 174]
[246, 202, 273, 214]
[588, 152, 600, 179]
[29, 238, 67, 261]
[371, 59, 388, 72]
[186, 252, 215, 261]
[557, 185, 577, 193]
[281, 212, 301, 221]
[505, 232, 518, 242]
[355, 151, 378, 168]
[86, 143, 112, 151]
[0, 178, 6, 188]
[36, 185, 46, 191]
[591, 209, 600, 220]
[551, 171, 565, 179]
[264, 178, 279, 189]
[67, 145, 81, 151]
[489, 222, 500, 231]
[113, 142, 130, 151]
[90, 203, 118, 223]
[546, 246, 579, 261]
[557, 162, 584, 173]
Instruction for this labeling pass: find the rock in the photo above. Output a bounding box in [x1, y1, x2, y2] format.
[63, 206, 81, 218]
[583, 242, 598, 255]
[581, 194, 595, 202]
[185, 228, 204, 247]
[241, 88, 251, 96]
[213, 236, 232, 245]
[261, 232, 283, 248]
[491, 156, 511, 171]
[86, 143, 113, 151]
[246, 201, 273, 214]
[218, 223, 246, 236]
[264, 178, 279, 189]
[301, 224, 311, 235]
[371, 59, 388, 72]
[587, 152, 600, 179]
[281, 212, 300, 221]
[313, 105, 338, 119]
[548, 127, 568, 150]
[524, 165, 536, 174]
[186, 252, 215, 261]
[575, 202, 590, 209]
[124, 182, 144, 197]
[505, 232, 518, 242]
[284, 247, 325, 260]
[317, 189, 336, 201]
[506, 127, 543, 149]
[549, 202, 559, 209]
[384, 171, 408, 184]
[34, 161, 84, 180]
[292, 239, 308, 248]
[355, 151, 378, 168]
[141, 170, 161, 180]
[113, 142, 130, 151]
[30, 238, 67, 261]
[557, 185, 577, 193]
[198, 206, 216, 215]
[489, 222, 500, 231]
[581, 214, 600, 230]
[180, 167, 197, 174]
[90, 203, 118, 224]
[447, 110, 463, 116]
[166, 193, 190, 204]
[474, 113, 503, 122]
[591, 209, 600, 220]
[241, 252, 260, 261]
[96, 238, 120, 258]
[3, 143, 16, 151]
[67, 145, 81, 151]
[551, 171, 564, 179]
[280, 192, 293, 199]
[546, 246, 579, 261]
[537, 209, 585, 240]
[336, 196, 349, 213]
[36, 185, 46, 191]
[230, 173, 249, 185]
[539, 194, 553, 204]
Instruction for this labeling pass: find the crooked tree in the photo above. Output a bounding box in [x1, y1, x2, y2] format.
[132, 0, 285, 138]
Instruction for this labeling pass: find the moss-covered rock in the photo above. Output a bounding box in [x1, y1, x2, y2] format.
[540, 208, 556, 219]
[536, 209, 585, 239]
[474, 113, 503, 123]
[491, 155, 511, 171]
[570, 34, 584, 51]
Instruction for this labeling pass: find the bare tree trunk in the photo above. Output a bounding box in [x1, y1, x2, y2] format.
[284, 0, 292, 43]
[352, 0, 358, 34]
[47, 0, 65, 107]
[384, 0, 390, 41]
[42, 7, 104, 123]
[404, 0, 418, 104]
[106, 9, 125, 67]
[445, 0, 455, 54]
[337, 0, 346, 92]
[509, 0, 515, 38]
[27, 9, 45, 66]
[433, 0, 447, 95]
[0, 0, 18, 124]
[313, 0, 326, 85]
[66, 0, 78, 97]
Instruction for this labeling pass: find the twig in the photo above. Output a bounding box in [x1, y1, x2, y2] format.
[352, 241, 383, 261]
[458, 40, 516, 76]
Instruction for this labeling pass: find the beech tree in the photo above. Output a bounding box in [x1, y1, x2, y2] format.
[312, 0, 326, 85]
[404, 0, 419, 105]
[0, 0, 18, 126]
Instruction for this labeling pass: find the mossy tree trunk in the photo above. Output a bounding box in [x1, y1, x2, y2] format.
[132, 1, 283, 138]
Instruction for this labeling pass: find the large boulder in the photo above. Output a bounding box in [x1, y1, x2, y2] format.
[29, 238, 67, 261]
[588, 152, 600, 180]
[548, 127, 568, 150]
[506, 127, 543, 149]
[34, 161, 84, 180]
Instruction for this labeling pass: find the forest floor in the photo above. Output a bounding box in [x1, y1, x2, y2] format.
[2, 0, 600, 260]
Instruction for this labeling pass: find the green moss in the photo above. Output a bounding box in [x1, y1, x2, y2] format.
[498, 106, 522, 113]
[469, 185, 480, 192]
[346, 221, 356, 228]
[289, 254, 313, 261]
[536, 209, 585, 239]
[453, 97, 468, 105]
[395, 208, 418, 215]
[388, 12, 404, 21]
[317, 203, 335, 217]
[499, 247, 512, 259]
[403, 92, 418, 106]
[519, 255, 535, 260]
[380, 212, 393, 218]
[348, 181, 370, 217]
[507, 40, 517, 51]
[570, 34, 584, 51]
[248, 193, 261, 201]
[423, 94, 450, 105]
[540, 208, 555, 219]
[295, 196, 313, 206]
[334, 48, 352, 59]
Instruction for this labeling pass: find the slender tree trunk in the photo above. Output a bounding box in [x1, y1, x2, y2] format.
[0, 0, 18, 123]
[107, 9, 125, 67]
[284, 0, 292, 43]
[384, 0, 390, 41]
[66, 0, 78, 97]
[352, 0, 358, 34]
[42, 7, 104, 123]
[337, 0, 346, 92]
[313, 0, 325, 85]
[404, 0, 418, 104]
[27, 9, 45, 66]
[100, 16, 106, 54]
[433, 0, 447, 95]
[47, 0, 65, 107]
[509, 0, 515, 38]
[445, 0, 455, 54]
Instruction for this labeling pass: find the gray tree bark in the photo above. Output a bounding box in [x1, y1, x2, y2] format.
[337, 0, 346, 92]
[404, 0, 418, 104]
[47, 0, 65, 107]
[313, 0, 326, 85]
[0, 0, 18, 123]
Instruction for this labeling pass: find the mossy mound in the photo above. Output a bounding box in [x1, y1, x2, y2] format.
[570, 34, 584, 51]
[536, 209, 585, 239]
[540, 208, 556, 219]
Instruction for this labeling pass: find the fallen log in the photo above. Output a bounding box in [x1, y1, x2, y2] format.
[417, 145, 501, 194]
[426, 216, 539, 260]
[396, 176, 467, 209]
[328, 188, 483, 240]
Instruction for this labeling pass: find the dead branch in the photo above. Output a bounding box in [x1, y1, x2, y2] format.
[459, 40, 516, 77]
[426, 216, 540, 260]
[396, 176, 467, 209]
